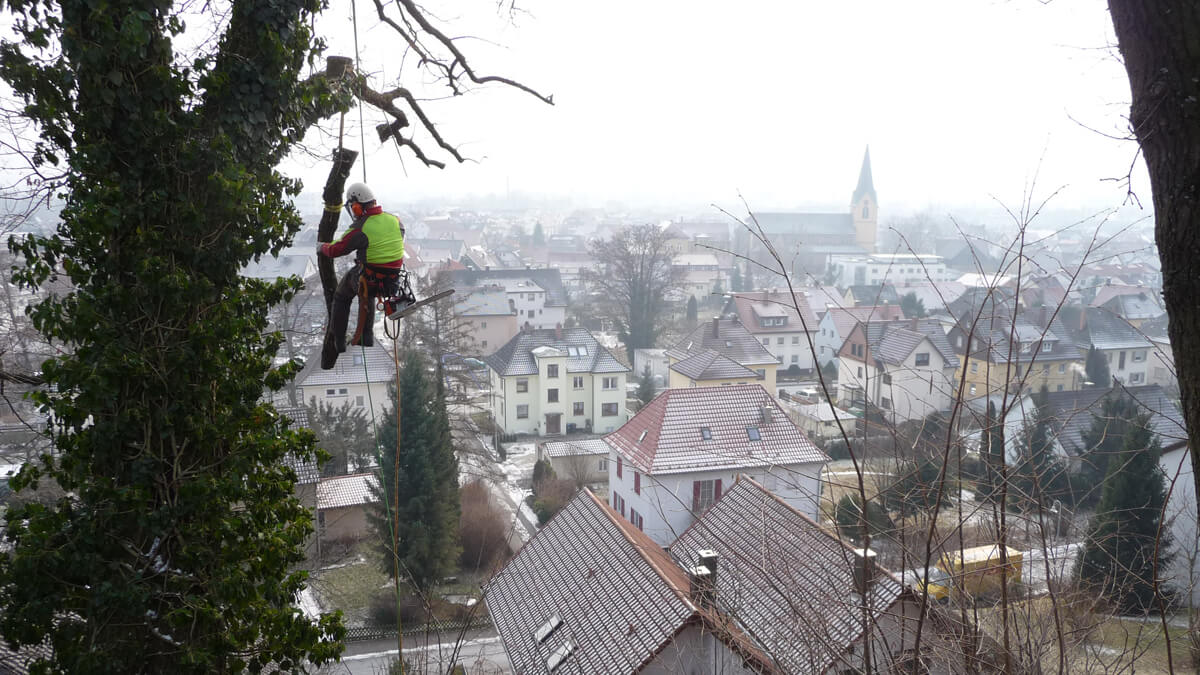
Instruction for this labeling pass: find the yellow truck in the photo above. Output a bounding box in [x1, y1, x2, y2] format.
[912, 544, 1023, 602]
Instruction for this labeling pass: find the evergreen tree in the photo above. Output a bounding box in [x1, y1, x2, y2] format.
[1076, 413, 1171, 614]
[731, 265, 744, 292]
[637, 365, 656, 407]
[307, 397, 375, 476]
[370, 350, 461, 593]
[1085, 345, 1111, 388]
[744, 261, 756, 292]
[979, 401, 1007, 503]
[901, 292, 927, 318]
[1009, 392, 1068, 511]
[532, 221, 546, 247]
[686, 295, 699, 324]
[1079, 393, 1145, 497]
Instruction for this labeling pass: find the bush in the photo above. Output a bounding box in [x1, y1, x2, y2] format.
[367, 591, 427, 628]
[834, 494, 892, 543]
[531, 478, 576, 525]
[826, 439, 851, 461]
[532, 459, 556, 495]
[458, 480, 508, 572]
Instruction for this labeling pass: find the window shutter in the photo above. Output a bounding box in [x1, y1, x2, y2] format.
[634, 472, 641, 495]
[617, 457, 623, 479]
[715, 479, 723, 501]
[692, 481, 701, 510]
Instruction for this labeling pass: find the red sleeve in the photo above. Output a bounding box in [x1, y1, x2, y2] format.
[321, 226, 368, 259]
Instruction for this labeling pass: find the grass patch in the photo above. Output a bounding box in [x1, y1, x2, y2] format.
[311, 559, 391, 616]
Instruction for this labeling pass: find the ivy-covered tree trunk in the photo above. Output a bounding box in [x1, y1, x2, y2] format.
[0, 0, 347, 671]
[1108, 1, 1200, 522]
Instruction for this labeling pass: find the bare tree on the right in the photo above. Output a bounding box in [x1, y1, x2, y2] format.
[1108, 2, 1200, 521]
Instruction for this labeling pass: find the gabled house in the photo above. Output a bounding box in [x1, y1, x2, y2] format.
[814, 305, 905, 367]
[1039, 384, 1186, 467]
[444, 267, 569, 330]
[668, 349, 761, 389]
[296, 344, 394, 420]
[836, 318, 959, 421]
[485, 327, 630, 436]
[1089, 283, 1164, 328]
[842, 283, 900, 307]
[722, 290, 820, 374]
[316, 472, 378, 543]
[1063, 307, 1155, 385]
[453, 287, 519, 356]
[947, 313, 1084, 399]
[486, 478, 960, 675]
[604, 384, 828, 547]
[485, 489, 778, 674]
[537, 438, 612, 486]
[666, 318, 779, 396]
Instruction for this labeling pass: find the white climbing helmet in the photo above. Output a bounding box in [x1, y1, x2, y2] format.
[344, 182, 376, 218]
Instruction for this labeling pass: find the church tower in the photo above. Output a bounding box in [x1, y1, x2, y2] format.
[851, 146, 877, 253]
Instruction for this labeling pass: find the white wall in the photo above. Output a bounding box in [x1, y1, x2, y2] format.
[640, 623, 757, 675]
[755, 330, 816, 372]
[609, 459, 824, 548]
[491, 367, 628, 436]
[1101, 346, 1152, 386]
[875, 339, 956, 422]
[816, 313, 846, 368]
[1161, 446, 1200, 607]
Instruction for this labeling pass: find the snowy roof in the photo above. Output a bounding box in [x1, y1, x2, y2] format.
[317, 473, 378, 510]
[299, 344, 395, 387]
[605, 384, 828, 475]
[671, 477, 906, 674]
[541, 438, 612, 459]
[484, 328, 628, 377]
[455, 289, 514, 317]
[665, 318, 778, 367]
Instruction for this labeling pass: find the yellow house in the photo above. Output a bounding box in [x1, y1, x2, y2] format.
[948, 320, 1085, 399]
[665, 318, 778, 396]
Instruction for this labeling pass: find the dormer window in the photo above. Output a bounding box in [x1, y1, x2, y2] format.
[747, 426, 761, 441]
[638, 429, 648, 443]
[700, 427, 712, 440]
[534, 614, 563, 643]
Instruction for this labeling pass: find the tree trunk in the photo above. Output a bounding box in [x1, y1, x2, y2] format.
[318, 148, 358, 313]
[1108, 1, 1200, 518]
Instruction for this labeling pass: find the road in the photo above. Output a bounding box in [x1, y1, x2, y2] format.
[323, 628, 510, 674]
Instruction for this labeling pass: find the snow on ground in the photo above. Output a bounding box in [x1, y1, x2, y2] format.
[297, 587, 322, 619]
[500, 442, 537, 488]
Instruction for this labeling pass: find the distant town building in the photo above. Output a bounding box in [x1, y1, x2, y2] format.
[814, 305, 905, 367]
[828, 253, 954, 287]
[296, 344, 394, 420]
[836, 318, 960, 421]
[666, 318, 779, 395]
[444, 267, 568, 330]
[735, 147, 878, 278]
[722, 289, 821, 374]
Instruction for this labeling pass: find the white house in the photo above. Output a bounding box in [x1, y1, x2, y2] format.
[828, 252, 954, 287]
[722, 290, 820, 374]
[484, 326, 630, 436]
[1070, 307, 1154, 386]
[296, 344, 394, 421]
[445, 267, 569, 330]
[537, 438, 611, 486]
[604, 383, 828, 547]
[813, 305, 904, 368]
[835, 318, 959, 422]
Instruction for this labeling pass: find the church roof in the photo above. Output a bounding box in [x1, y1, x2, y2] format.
[852, 146, 876, 206]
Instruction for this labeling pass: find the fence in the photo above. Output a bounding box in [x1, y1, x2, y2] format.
[344, 615, 493, 643]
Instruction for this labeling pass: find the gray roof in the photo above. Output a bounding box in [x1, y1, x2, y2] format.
[845, 284, 900, 306]
[1103, 293, 1164, 321]
[1041, 384, 1186, 457]
[671, 477, 905, 674]
[407, 238, 465, 260]
[445, 267, 568, 306]
[317, 473, 378, 510]
[484, 328, 628, 377]
[669, 349, 760, 381]
[665, 318, 778, 367]
[606, 384, 828, 475]
[748, 211, 853, 236]
[541, 438, 612, 459]
[485, 490, 772, 674]
[862, 319, 959, 368]
[455, 289, 514, 317]
[299, 344, 395, 387]
[272, 406, 320, 484]
[1075, 307, 1153, 351]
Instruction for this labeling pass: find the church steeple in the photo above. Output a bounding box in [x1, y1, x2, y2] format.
[852, 146, 876, 206]
[851, 146, 877, 253]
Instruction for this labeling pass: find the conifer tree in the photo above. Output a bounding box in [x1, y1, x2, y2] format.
[1076, 413, 1171, 615]
[980, 400, 1007, 503]
[369, 350, 461, 593]
[1009, 392, 1068, 512]
[637, 364, 656, 407]
[1085, 345, 1111, 388]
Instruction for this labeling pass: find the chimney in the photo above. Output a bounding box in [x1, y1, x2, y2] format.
[851, 547, 877, 596]
[911, 317, 919, 331]
[555, 322, 563, 340]
[760, 404, 774, 425]
[688, 565, 715, 607]
[761, 289, 768, 304]
[697, 549, 719, 582]
[712, 317, 720, 338]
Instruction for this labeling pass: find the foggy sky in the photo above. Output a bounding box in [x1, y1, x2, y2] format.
[289, 1, 1145, 218]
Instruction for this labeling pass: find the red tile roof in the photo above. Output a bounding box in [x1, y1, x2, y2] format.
[605, 384, 828, 475]
[726, 290, 820, 334]
[826, 305, 905, 339]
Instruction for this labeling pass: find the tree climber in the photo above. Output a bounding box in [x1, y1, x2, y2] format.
[317, 182, 413, 369]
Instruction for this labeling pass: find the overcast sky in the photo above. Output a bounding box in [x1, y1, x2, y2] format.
[288, 0, 1143, 221]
